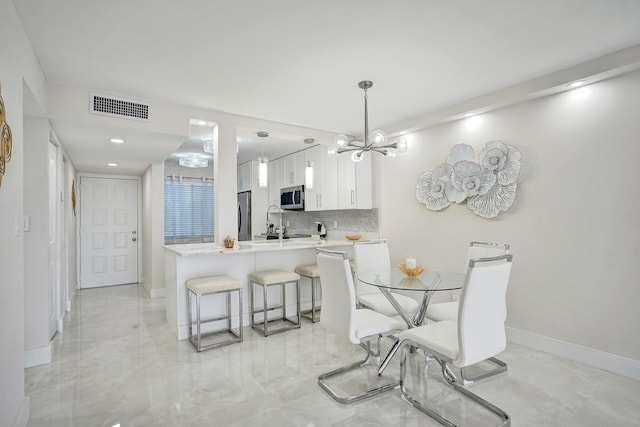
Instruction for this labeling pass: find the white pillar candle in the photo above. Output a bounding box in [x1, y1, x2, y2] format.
[406, 258, 416, 269]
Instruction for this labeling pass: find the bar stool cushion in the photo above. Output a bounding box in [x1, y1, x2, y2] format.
[295, 264, 320, 278]
[187, 276, 241, 295]
[249, 269, 300, 285]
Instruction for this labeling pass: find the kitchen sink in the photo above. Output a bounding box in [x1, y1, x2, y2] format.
[238, 238, 323, 249]
[263, 233, 312, 240]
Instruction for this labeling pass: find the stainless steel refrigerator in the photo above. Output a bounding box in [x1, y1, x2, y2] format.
[237, 191, 251, 241]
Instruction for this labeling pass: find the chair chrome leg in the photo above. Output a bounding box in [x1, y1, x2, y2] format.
[460, 357, 508, 384]
[399, 344, 456, 427]
[318, 341, 400, 404]
[399, 342, 511, 427]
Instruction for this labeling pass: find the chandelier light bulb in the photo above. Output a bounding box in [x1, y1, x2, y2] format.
[396, 137, 408, 153]
[327, 143, 338, 155]
[335, 134, 349, 147]
[369, 129, 387, 146]
[351, 151, 365, 163]
[384, 149, 397, 158]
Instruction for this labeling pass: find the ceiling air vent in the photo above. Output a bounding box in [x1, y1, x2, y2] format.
[89, 92, 150, 122]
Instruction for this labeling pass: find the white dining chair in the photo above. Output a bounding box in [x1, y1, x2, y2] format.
[425, 241, 510, 383]
[398, 254, 513, 426]
[315, 248, 407, 404]
[353, 240, 419, 319]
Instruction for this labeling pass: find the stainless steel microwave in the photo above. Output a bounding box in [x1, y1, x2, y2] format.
[280, 185, 305, 210]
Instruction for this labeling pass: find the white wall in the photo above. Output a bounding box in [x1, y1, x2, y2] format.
[23, 116, 51, 359]
[141, 162, 165, 297]
[63, 158, 78, 308]
[0, 0, 46, 425]
[377, 70, 640, 375]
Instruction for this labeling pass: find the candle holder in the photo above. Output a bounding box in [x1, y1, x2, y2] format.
[399, 263, 424, 277]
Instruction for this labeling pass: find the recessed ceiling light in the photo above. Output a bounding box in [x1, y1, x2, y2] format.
[107, 162, 118, 167]
[567, 80, 586, 88]
[109, 138, 125, 144]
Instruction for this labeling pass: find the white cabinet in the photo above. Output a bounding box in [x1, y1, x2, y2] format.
[264, 147, 372, 211]
[282, 151, 305, 187]
[268, 158, 283, 206]
[337, 153, 372, 209]
[304, 145, 338, 211]
[237, 161, 252, 192]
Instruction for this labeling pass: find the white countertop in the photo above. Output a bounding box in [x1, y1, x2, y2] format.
[163, 238, 355, 257]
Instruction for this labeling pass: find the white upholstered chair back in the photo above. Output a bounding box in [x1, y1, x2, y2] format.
[466, 241, 510, 262]
[316, 249, 359, 345]
[455, 254, 513, 368]
[353, 240, 390, 298]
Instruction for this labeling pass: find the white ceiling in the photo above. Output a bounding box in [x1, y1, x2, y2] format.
[13, 0, 640, 175]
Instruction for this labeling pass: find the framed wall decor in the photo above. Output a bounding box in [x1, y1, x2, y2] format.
[0, 80, 14, 189]
[416, 141, 522, 218]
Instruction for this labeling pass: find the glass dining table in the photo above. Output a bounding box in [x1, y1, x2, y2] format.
[357, 267, 464, 374]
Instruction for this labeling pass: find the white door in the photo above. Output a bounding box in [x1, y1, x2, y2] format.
[80, 177, 138, 288]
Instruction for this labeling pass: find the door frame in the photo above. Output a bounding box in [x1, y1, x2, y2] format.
[77, 173, 142, 289]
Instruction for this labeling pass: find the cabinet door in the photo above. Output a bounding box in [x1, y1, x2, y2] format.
[268, 158, 283, 206]
[283, 151, 305, 186]
[305, 145, 337, 211]
[237, 161, 252, 192]
[337, 153, 372, 209]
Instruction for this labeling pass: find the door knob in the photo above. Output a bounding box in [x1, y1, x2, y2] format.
[132, 237, 137, 242]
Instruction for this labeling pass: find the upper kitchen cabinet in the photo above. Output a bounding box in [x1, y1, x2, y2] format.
[282, 150, 305, 187]
[237, 160, 253, 192]
[337, 152, 372, 209]
[268, 157, 283, 206]
[305, 145, 338, 211]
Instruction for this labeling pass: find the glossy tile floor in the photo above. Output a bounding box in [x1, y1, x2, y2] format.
[26, 284, 640, 426]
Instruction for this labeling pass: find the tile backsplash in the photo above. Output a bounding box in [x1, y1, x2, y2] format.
[283, 209, 378, 233]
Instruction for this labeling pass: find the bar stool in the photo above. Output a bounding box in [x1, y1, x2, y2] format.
[186, 275, 243, 352]
[296, 264, 321, 322]
[248, 269, 301, 336]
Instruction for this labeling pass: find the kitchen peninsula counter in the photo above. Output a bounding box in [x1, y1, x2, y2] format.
[164, 239, 355, 340]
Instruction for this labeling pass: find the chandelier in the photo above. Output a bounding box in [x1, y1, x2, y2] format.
[328, 81, 407, 162]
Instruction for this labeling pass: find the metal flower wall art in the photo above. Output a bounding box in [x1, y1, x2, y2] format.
[416, 141, 521, 218]
[0, 81, 13, 189]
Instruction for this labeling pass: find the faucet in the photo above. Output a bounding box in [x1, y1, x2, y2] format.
[266, 204, 284, 241]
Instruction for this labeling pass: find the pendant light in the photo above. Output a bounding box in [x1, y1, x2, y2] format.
[328, 81, 408, 162]
[257, 131, 268, 188]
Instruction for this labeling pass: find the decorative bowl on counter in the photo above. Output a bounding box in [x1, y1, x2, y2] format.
[224, 236, 235, 248]
[399, 263, 425, 276]
[345, 234, 361, 241]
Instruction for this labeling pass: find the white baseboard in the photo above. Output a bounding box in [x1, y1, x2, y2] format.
[11, 396, 29, 427]
[507, 327, 640, 381]
[24, 344, 52, 368]
[149, 287, 164, 298]
[141, 281, 164, 299]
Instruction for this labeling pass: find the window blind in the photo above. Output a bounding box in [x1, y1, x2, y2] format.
[164, 176, 214, 244]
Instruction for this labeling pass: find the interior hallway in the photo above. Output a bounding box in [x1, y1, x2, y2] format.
[25, 284, 640, 426]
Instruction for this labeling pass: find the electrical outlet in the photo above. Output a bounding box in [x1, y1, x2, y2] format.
[333, 220, 338, 229]
[452, 294, 459, 302]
